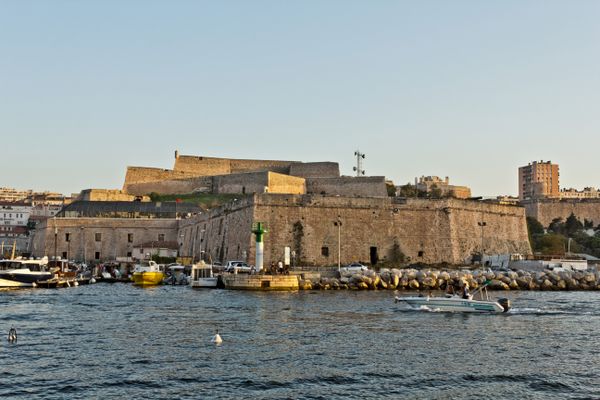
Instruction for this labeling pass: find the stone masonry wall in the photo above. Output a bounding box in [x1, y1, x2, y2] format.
[288, 162, 340, 178]
[266, 172, 306, 195]
[523, 199, 600, 227]
[125, 176, 214, 196]
[173, 155, 298, 176]
[178, 197, 255, 264]
[30, 218, 178, 263]
[306, 176, 388, 197]
[123, 167, 198, 191]
[179, 194, 531, 267]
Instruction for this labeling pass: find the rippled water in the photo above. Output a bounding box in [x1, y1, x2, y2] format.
[1, 285, 600, 399]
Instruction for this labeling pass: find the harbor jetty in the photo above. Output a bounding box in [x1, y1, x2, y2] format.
[297, 268, 600, 291]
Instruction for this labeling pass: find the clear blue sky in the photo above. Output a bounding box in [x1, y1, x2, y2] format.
[2, 1, 598, 196]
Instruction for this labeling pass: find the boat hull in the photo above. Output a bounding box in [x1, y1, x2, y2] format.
[0, 271, 54, 288]
[395, 296, 505, 313]
[132, 271, 164, 286]
[191, 277, 218, 288]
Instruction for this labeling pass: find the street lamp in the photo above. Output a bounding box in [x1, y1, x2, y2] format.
[478, 220, 487, 256]
[333, 216, 342, 271]
[53, 216, 58, 261]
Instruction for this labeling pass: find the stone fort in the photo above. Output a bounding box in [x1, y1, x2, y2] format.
[30, 152, 533, 266]
[122, 151, 388, 198]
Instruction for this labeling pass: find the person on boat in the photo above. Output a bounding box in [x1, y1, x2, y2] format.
[278, 260, 283, 275]
[462, 283, 471, 300]
[446, 283, 455, 296]
[270, 262, 276, 275]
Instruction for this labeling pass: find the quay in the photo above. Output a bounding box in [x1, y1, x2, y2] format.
[220, 273, 299, 290]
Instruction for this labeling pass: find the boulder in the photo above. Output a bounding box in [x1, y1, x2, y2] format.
[556, 280, 567, 290]
[357, 282, 369, 290]
[409, 279, 420, 289]
[541, 279, 554, 290]
[509, 280, 519, 290]
[489, 279, 509, 290]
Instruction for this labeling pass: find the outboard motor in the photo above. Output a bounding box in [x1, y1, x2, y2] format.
[498, 298, 511, 313]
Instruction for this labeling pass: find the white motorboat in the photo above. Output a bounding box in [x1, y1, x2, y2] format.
[190, 262, 218, 288]
[0, 257, 52, 288]
[395, 282, 511, 313]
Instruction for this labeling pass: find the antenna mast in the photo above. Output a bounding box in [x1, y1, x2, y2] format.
[353, 150, 365, 177]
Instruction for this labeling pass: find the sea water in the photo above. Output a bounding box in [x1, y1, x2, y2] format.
[1, 285, 599, 399]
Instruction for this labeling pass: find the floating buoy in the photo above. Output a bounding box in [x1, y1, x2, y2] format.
[8, 327, 17, 343]
[211, 330, 222, 345]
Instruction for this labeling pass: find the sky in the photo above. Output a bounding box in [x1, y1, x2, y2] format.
[1, 0, 599, 197]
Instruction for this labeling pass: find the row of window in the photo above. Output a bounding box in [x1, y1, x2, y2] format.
[61, 251, 134, 260]
[2, 213, 26, 218]
[63, 233, 166, 242]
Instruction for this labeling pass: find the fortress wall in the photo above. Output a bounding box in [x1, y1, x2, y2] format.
[174, 156, 232, 175]
[173, 155, 299, 176]
[123, 167, 197, 191]
[306, 176, 388, 197]
[523, 199, 600, 227]
[178, 197, 255, 264]
[229, 159, 297, 174]
[30, 218, 178, 262]
[289, 162, 340, 178]
[78, 189, 150, 202]
[267, 172, 306, 195]
[178, 195, 531, 267]
[125, 177, 213, 196]
[213, 172, 269, 195]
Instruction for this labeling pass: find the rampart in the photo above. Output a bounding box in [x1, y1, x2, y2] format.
[522, 199, 600, 227]
[123, 167, 198, 192]
[289, 162, 340, 178]
[306, 176, 388, 197]
[173, 155, 299, 175]
[78, 189, 150, 202]
[179, 195, 531, 266]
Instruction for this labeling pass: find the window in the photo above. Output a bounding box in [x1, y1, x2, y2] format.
[128, 233, 133, 243]
[127, 252, 132, 257]
[95, 252, 100, 260]
[65, 233, 70, 242]
[95, 233, 102, 242]
[158, 233, 165, 241]
[321, 246, 329, 257]
[62, 251, 68, 259]
[418, 251, 424, 257]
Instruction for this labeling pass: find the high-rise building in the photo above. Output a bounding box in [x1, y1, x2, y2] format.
[518, 160, 560, 200]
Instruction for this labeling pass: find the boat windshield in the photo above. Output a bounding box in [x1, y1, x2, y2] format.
[0, 261, 24, 271]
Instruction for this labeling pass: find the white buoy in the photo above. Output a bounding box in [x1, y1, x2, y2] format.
[8, 327, 17, 343]
[211, 330, 222, 345]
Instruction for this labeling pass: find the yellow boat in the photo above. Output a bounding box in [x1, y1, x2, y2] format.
[132, 261, 164, 286]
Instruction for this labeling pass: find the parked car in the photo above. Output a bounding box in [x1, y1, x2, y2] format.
[340, 262, 368, 274]
[224, 261, 252, 273]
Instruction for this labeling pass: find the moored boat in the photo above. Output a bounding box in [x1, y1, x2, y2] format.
[190, 261, 218, 288]
[132, 260, 164, 286]
[0, 257, 51, 288]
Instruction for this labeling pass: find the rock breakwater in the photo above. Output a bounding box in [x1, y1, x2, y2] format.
[298, 268, 600, 291]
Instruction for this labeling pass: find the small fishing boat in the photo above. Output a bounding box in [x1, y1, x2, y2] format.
[395, 282, 511, 313]
[190, 261, 218, 288]
[132, 260, 164, 286]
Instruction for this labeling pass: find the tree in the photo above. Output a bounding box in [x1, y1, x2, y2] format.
[534, 234, 566, 255]
[584, 219, 594, 229]
[565, 213, 583, 236]
[398, 183, 418, 198]
[548, 218, 565, 234]
[429, 184, 443, 199]
[386, 182, 397, 197]
[526, 217, 545, 237]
